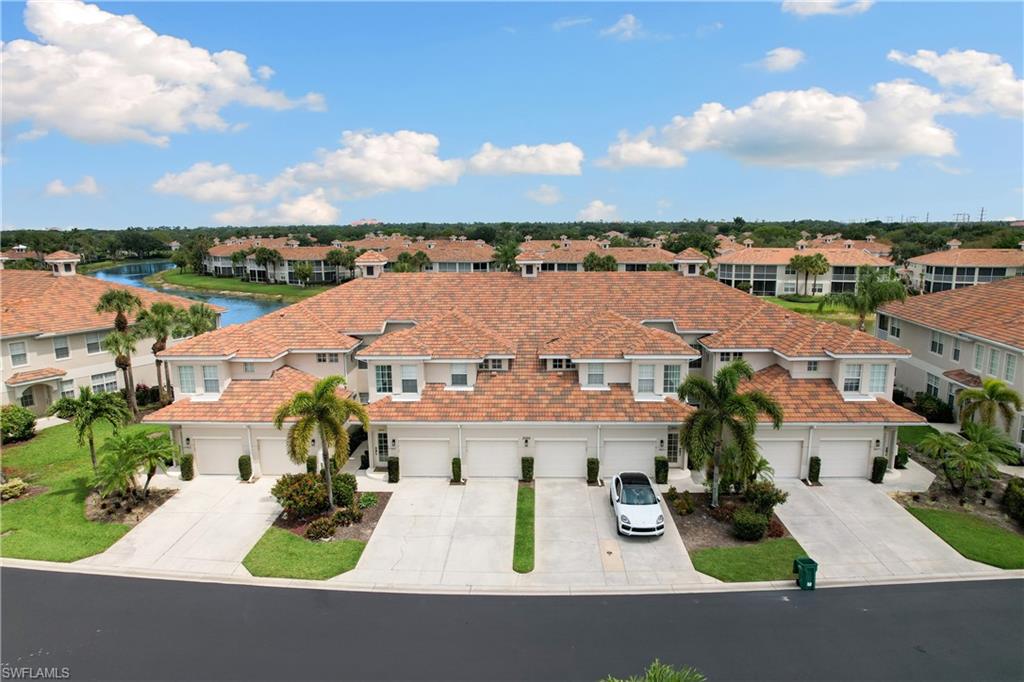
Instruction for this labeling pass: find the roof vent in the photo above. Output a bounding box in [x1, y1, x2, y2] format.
[947, 239, 961, 250]
[743, 239, 754, 248]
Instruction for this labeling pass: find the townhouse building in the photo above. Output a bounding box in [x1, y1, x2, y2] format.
[804, 233, 892, 259]
[713, 243, 893, 296]
[514, 236, 703, 273]
[904, 240, 1024, 293]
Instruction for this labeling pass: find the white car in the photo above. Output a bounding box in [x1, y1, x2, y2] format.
[609, 471, 665, 537]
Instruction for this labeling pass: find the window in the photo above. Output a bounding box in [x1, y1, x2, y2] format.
[889, 318, 901, 339]
[988, 349, 1000, 377]
[60, 379, 75, 399]
[926, 373, 940, 398]
[974, 345, 985, 371]
[930, 331, 944, 356]
[869, 364, 887, 393]
[977, 267, 1007, 283]
[551, 358, 576, 370]
[586, 363, 605, 387]
[400, 365, 418, 393]
[667, 433, 680, 464]
[8, 341, 27, 367]
[316, 352, 339, 363]
[20, 389, 34, 408]
[806, 361, 819, 372]
[86, 332, 103, 354]
[719, 352, 744, 363]
[877, 314, 888, 332]
[952, 339, 961, 362]
[202, 366, 219, 393]
[663, 365, 681, 394]
[375, 365, 393, 393]
[178, 366, 196, 393]
[843, 364, 862, 393]
[478, 358, 506, 371]
[1006, 354, 1017, 383]
[53, 336, 70, 360]
[376, 430, 390, 464]
[91, 371, 118, 394]
[450, 363, 468, 387]
[242, 362, 255, 373]
[638, 364, 655, 393]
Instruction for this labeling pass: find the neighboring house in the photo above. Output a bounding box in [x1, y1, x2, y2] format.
[0, 245, 45, 264]
[515, 237, 680, 273]
[877, 277, 1024, 454]
[146, 271, 920, 481]
[712, 243, 893, 296]
[168, 241, 181, 252]
[805, 233, 892, 259]
[371, 238, 495, 273]
[1, 252, 223, 416]
[904, 240, 1024, 293]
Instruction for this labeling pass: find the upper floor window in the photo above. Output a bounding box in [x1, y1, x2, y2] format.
[178, 366, 196, 393]
[450, 363, 468, 387]
[1005, 354, 1017, 383]
[586, 363, 605, 387]
[843, 364, 862, 393]
[202, 365, 219, 393]
[974, 345, 985, 371]
[869, 364, 887, 393]
[478, 358, 506, 371]
[977, 267, 1007, 282]
[806, 360, 819, 372]
[375, 365, 393, 393]
[242, 362, 255, 373]
[930, 331, 944, 356]
[316, 352, 340, 364]
[8, 341, 27, 367]
[663, 365, 681, 394]
[877, 314, 888, 332]
[889, 318, 901, 339]
[952, 339, 961, 362]
[926, 373, 940, 398]
[719, 352, 744, 363]
[637, 364, 655, 393]
[551, 358, 576, 370]
[86, 332, 104, 354]
[988, 349, 1001, 377]
[400, 365, 418, 393]
[53, 335, 70, 360]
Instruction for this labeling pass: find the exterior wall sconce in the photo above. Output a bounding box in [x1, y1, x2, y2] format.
[523, 437, 530, 448]
[391, 438, 397, 449]
[658, 439, 665, 450]
[184, 437, 191, 447]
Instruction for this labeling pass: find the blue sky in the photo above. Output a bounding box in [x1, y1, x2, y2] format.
[2, 1, 1022, 229]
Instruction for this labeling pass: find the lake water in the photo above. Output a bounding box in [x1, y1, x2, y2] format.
[90, 261, 286, 326]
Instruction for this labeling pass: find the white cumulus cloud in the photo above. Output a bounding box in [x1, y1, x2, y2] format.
[525, 184, 563, 205]
[2, 0, 324, 146]
[577, 200, 620, 222]
[781, 1, 874, 16]
[757, 47, 806, 72]
[153, 162, 288, 203]
[45, 175, 100, 196]
[468, 142, 584, 175]
[888, 48, 1024, 118]
[598, 130, 687, 169]
[552, 17, 592, 31]
[214, 189, 339, 226]
[600, 14, 644, 41]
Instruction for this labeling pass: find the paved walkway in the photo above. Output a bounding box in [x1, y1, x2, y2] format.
[776, 480, 999, 580]
[79, 475, 280, 577]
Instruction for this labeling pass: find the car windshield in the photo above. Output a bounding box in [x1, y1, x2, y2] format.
[621, 484, 657, 505]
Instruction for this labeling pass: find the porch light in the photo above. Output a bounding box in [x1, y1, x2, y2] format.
[523, 437, 530, 448]
[391, 438, 397, 449]
[184, 437, 190, 447]
[659, 439, 665, 450]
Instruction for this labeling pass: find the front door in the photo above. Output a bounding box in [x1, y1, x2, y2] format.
[376, 430, 389, 466]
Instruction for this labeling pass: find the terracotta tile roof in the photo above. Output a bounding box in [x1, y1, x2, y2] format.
[0, 249, 44, 261]
[344, 235, 410, 249]
[675, 248, 710, 262]
[355, 250, 387, 264]
[358, 310, 515, 359]
[207, 237, 292, 257]
[143, 366, 350, 424]
[44, 250, 80, 260]
[374, 240, 494, 264]
[6, 367, 67, 386]
[741, 365, 924, 424]
[368, 355, 693, 423]
[806, 238, 892, 255]
[0, 270, 224, 338]
[517, 241, 676, 264]
[542, 311, 697, 359]
[713, 247, 892, 267]
[907, 248, 1024, 267]
[879, 277, 1024, 350]
[943, 369, 983, 388]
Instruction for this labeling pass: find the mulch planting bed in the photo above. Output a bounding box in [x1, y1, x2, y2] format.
[275, 491, 392, 543]
[665, 492, 790, 551]
[84, 488, 178, 525]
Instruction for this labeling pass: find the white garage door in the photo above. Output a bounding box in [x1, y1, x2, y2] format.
[400, 439, 451, 477]
[258, 438, 305, 476]
[534, 440, 588, 478]
[193, 437, 244, 475]
[820, 440, 872, 478]
[465, 440, 520, 478]
[602, 441, 657, 478]
[759, 440, 803, 479]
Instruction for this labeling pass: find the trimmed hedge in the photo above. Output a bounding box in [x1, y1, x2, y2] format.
[306, 455, 318, 474]
[451, 457, 462, 483]
[238, 455, 252, 481]
[180, 454, 195, 481]
[521, 456, 534, 482]
[304, 516, 337, 541]
[1, 404, 36, 444]
[895, 447, 909, 469]
[271, 473, 330, 518]
[743, 480, 788, 517]
[387, 456, 400, 483]
[808, 456, 821, 484]
[732, 507, 769, 541]
[870, 456, 887, 484]
[586, 457, 599, 485]
[654, 456, 669, 484]
[1003, 477, 1024, 523]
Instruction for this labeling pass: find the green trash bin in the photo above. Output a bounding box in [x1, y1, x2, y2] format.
[792, 556, 818, 590]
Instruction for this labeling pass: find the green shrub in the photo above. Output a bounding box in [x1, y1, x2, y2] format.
[359, 453, 370, 470]
[870, 456, 887, 484]
[732, 507, 770, 541]
[895, 447, 910, 469]
[387, 456, 400, 483]
[602, 659, 706, 682]
[911, 392, 956, 423]
[1, 404, 36, 444]
[271, 473, 330, 518]
[238, 455, 252, 481]
[331, 508, 352, 527]
[180, 454, 195, 481]
[673, 491, 694, 516]
[892, 387, 908, 405]
[521, 456, 534, 482]
[323, 471, 356, 508]
[359, 491, 379, 510]
[586, 457, 599, 484]
[451, 457, 462, 483]
[304, 516, 337, 540]
[808, 456, 821, 484]
[664, 486, 679, 502]
[654, 456, 669, 484]
[1003, 477, 1024, 523]
[743, 480, 788, 517]
[0, 477, 28, 500]
[305, 455, 318, 473]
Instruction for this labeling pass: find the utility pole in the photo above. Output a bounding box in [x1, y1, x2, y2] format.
[978, 207, 985, 223]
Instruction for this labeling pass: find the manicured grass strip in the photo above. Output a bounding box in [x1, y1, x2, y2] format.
[147, 269, 333, 302]
[513, 486, 535, 573]
[242, 527, 366, 580]
[689, 538, 808, 582]
[1, 422, 167, 562]
[906, 507, 1024, 570]
[898, 425, 940, 447]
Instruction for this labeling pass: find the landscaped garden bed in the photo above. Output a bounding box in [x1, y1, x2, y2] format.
[84, 487, 177, 525]
[274, 490, 391, 543]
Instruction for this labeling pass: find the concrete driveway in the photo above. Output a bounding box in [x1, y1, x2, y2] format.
[79, 476, 280, 577]
[775, 480, 1000, 580]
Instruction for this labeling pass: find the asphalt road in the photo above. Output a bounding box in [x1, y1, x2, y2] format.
[2, 569, 1022, 681]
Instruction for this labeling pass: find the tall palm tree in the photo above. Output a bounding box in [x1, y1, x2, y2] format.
[47, 386, 131, 473]
[787, 255, 807, 295]
[102, 331, 140, 417]
[273, 376, 370, 508]
[95, 288, 143, 333]
[961, 421, 1021, 464]
[326, 247, 358, 281]
[816, 268, 907, 331]
[806, 253, 829, 297]
[251, 247, 284, 283]
[493, 242, 521, 272]
[956, 377, 1023, 432]
[135, 302, 181, 404]
[175, 303, 218, 337]
[677, 359, 784, 507]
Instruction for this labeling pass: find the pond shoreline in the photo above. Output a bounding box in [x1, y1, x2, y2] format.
[143, 270, 298, 303]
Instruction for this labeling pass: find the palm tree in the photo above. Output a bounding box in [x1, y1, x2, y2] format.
[95, 288, 143, 333]
[47, 387, 131, 473]
[918, 429, 1008, 496]
[251, 247, 283, 283]
[229, 249, 250, 276]
[326, 247, 358, 280]
[806, 253, 829, 296]
[273, 376, 370, 508]
[95, 434, 143, 500]
[493, 242, 520, 271]
[293, 262, 314, 287]
[102, 330, 140, 417]
[956, 377, 1023, 432]
[135, 302, 181, 404]
[175, 303, 218, 338]
[409, 250, 432, 272]
[101, 430, 178, 498]
[677, 359, 784, 507]
[816, 268, 907, 331]
[787, 254, 809, 295]
[961, 421, 1021, 464]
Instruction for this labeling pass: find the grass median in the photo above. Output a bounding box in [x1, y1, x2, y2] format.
[242, 527, 366, 580]
[689, 538, 808, 582]
[907, 507, 1024, 569]
[513, 485, 535, 573]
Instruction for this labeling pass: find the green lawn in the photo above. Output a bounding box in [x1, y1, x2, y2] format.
[513, 486, 535, 573]
[147, 269, 333, 302]
[1, 421, 167, 562]
[906, 507, 1024, 569]
[242, 527, 365, 580]
[898, 425, 940, 447]
[689, 538, 808, 582]
[764, 296, 872, 332]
